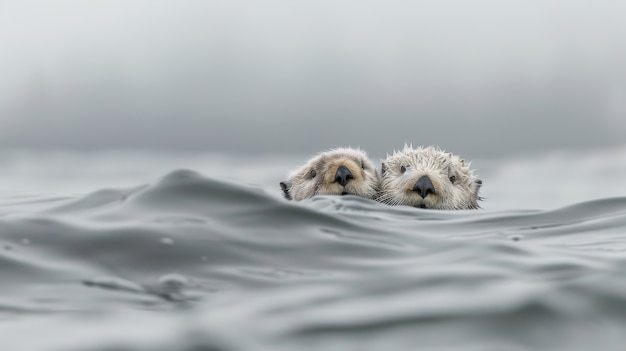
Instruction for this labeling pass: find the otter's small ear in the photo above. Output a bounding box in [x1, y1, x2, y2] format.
[474, 179, 483, 195]
[381, 163, 387, 176]
[279, 181, 292, 200]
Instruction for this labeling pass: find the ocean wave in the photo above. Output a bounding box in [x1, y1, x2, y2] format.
[1, 169, 626, 351]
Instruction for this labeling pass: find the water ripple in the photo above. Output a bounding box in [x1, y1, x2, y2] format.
[1, 170, 626, 350]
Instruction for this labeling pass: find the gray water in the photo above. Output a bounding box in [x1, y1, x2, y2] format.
[1, 148, 626, 351]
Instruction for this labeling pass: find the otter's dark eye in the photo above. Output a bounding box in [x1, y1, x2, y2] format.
[361, 160, 365, 169]
[310, 169, 317, 178]
[449, 175, 456, 184]
[400, 166, 406, 174]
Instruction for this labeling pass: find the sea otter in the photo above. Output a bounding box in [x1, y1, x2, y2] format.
[280, 148, 379, 201]
[377, 145, 482, 210]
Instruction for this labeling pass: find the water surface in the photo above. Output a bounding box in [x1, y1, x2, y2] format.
[1, 150, 626, 350]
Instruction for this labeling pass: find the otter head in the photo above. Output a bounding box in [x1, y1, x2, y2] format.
[279, 148, 379, 201]
[378, 145, 482, 210]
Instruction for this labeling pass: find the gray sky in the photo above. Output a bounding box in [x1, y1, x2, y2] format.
[1, 0, 625, 159]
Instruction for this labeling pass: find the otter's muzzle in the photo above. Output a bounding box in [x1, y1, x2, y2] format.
[334, 165, 354, 186]
[413, 175, 435, 199]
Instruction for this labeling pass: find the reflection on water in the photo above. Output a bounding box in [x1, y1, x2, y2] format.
[0, 149, 625, 350]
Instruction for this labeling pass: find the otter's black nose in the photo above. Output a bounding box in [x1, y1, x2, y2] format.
[413, 175, 435, 199]
[334, 165, 353, 186]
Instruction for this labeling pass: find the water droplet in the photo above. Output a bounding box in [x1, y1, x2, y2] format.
[510, 235, 523, 242]
[160, 238, 174, 245]
[201, 256, 208, 262]
[3, 244, 12, 251]
[21, 239, 30, 245]
[158, 273, 189, 288]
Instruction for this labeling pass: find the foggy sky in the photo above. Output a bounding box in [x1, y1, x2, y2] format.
[1, 1, 625, 159]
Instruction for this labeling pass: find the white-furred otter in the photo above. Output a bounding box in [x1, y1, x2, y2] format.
[280, 148, 379, 201]
[378, 145, 482, 209]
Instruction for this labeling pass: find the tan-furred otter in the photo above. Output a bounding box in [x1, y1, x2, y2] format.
[377, 145, 482, 210]
[280, 148, 379, 201]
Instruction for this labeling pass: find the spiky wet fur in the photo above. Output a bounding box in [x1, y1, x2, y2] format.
[377, 145, 482, 210]
[280, 148, 380, 201]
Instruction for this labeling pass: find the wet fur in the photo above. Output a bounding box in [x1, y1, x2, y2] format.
[378, 145, 482, 210]
[280, 148, 379, 201]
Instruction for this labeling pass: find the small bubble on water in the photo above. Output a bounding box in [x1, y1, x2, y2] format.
[158, 273, 190, 288]
[21, 239, 31, 245]
[201, 256, 208, 262]
[160, 238, 174, 245]
[3, 244, 12, 251]
[510, 235, 523, 242]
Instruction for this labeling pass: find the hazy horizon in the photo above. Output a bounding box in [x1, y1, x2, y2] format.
[1, 1, 625, 159]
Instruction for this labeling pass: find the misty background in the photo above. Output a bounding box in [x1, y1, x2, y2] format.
[1, 0, 625, 160]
